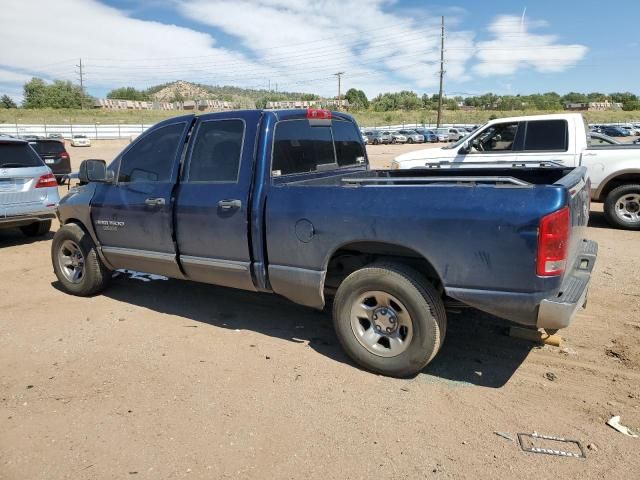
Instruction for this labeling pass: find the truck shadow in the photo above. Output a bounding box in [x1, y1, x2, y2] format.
[588, 210, 612, 230]
[92, 274, 533, 388]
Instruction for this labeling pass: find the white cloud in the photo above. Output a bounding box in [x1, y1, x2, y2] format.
[0, 1, 589, 101]
[474, 15, 588, 76]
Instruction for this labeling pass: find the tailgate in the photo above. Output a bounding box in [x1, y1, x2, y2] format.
[553, 166, 591, 279]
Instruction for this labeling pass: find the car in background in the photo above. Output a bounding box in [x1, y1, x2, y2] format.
[621, 125, 640, 136]
[415, 129, 439, 143]
[364, 131, 392, 145]
[397, 129, 424, 144]
[47, 133, 64, 140]
[447, 128, 466, 141]
[601, 126, 631, 137]
[29, 139, 71, 184]
[0, 136, 59, 237]
[588, 132, 621, 147]
[434, 128, 452, 142]
[70, 135, 91, 147]
[390, 131, 408, 144]
[361, 132, 369, 145]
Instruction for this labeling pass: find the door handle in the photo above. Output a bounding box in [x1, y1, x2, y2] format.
[145, 197, 165, 207]
[218, 199, 242, 210]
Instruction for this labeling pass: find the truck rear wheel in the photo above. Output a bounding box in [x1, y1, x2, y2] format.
[332, 263, 446, 378]
[604, 184, 640, 230]
[52, 223, 112, 296]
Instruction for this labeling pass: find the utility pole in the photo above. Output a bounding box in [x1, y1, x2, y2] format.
[76, 58, 85, 110]
[333, 72, 344, 111]
[436, 16, 445, 128]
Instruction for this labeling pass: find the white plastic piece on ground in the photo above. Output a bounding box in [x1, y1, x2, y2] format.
[607, 416, 639, 437]
[117, 269, 168, 282]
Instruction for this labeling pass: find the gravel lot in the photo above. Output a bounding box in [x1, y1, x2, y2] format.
[1, 140, 639, 479]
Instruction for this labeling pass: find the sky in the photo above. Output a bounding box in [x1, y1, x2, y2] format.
[0, 0, 637, 101]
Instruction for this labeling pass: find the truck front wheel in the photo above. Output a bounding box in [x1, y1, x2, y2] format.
[332, 263, 446, 378]
[604, 184, 640, 230]
[52, 223, 112, 296]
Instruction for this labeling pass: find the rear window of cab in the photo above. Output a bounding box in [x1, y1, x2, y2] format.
[272, 119, 365, 176]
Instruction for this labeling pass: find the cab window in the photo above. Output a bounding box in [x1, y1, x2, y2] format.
[118, 123, 185, 183]
[471, 122, 519, 152]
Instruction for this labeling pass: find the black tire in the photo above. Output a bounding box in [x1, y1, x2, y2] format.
[407, 138, 413, 144]
[20, 220, 51, 237]
[603, 184, 640, 230]
[332, 263, 446, 378]
[51, 223, 112, 296]
[373, 139, 379, 145]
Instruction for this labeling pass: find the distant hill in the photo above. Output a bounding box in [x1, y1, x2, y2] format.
[146, 80, 320, 107]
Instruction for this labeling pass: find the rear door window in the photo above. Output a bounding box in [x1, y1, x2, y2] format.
[0, 143, 43, 168]
[187, 119, 245, 182]
[523, 120, 568, 151]
[272, 120, 335, 175]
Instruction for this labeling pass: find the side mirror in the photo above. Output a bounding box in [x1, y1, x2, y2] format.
[78, 159, 110, 184]
[458, 140, 470, 154]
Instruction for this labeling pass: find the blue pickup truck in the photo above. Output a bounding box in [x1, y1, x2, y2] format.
[51, 109, 597, 377]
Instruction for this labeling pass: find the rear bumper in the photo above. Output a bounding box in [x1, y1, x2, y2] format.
[536, 239, 598, 330]
[0, 210, 56, 228]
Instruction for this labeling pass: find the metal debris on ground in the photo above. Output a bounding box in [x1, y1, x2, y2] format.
[606, 415, 639, 438]
[517, 432, 586, 458]
[544, 372, 557, 381]
[494, 431, 514, 442]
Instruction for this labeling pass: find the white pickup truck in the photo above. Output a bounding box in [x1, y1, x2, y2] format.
[392, 113, 640, 230]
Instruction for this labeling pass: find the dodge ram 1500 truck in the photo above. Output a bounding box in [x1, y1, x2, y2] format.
[52, 109, 597, 377]
[392, 113, 640, 230]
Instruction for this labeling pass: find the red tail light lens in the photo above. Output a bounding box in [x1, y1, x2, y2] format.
[307, 108, 331, 119]
[60, 151, 69, 159]
[35, 173, 58, 188]
[537, 207, 570, 276]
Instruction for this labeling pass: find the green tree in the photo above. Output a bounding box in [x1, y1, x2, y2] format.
[0, 94, 17, 108]
[22, 78, 48, 108]
[609, 92, 638, 107]
[561, 92, 588, 104]
[107, 87, 151, 101]
[22, 77, 91, 109]
[344, 88, 369, 110]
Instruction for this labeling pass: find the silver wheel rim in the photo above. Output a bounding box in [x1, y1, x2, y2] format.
[614, 193, 640, 223]
[350, 290, 413, 358]
[58, 240, 85, 284]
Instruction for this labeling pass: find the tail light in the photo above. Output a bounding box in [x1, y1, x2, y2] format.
[60, 151, 69, 159]
[537, 207, 570, 276]
[35, 173, 58, 188]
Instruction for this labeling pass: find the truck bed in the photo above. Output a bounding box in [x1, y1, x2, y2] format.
[281, 166, 576, 188]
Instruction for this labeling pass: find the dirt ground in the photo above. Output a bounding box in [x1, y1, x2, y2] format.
[1, 140, 639, 479]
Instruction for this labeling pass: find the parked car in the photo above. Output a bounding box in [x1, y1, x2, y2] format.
[447, 128, 466, 141]
[364, 130, 392, 145]
[392, 113, 640, 230]
[600, 126, 630, 137]
[0, 136, 59, 236]
[434, 128, 451, 142]
[397, 130, 424, 144]
[52, 109, 596, 377]
[361, 132, 369, 145]
[621, 125, 640, 136]
[390, 131, 408, 144]
[414, 129, 439, 143]
[70, 135, 91, 147]
[47, 133, 64, 140]
[29, 139, 71, 184]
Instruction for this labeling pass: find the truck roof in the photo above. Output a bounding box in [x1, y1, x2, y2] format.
[485, 112, 585, 124]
